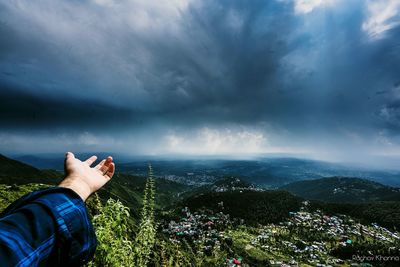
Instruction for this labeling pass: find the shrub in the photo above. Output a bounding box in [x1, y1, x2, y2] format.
[88, 195, 134, 267]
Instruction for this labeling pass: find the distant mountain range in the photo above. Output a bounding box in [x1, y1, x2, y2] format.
[14, 154, 400, 187]
[280, 177, 400, 203]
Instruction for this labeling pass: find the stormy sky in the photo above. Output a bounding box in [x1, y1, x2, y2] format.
[1, 0, 400, 164]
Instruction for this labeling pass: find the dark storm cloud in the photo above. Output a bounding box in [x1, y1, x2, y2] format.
[1, 0, 400, 158]
[0, 0, 296, 126]
[0, 82, 141, 131]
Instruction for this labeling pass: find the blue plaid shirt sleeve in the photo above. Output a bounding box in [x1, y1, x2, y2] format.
[0, 187, 97, 267]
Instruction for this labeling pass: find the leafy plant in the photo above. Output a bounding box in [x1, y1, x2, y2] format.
[88, 194, 134, 267]
[133, 164, 157, 267]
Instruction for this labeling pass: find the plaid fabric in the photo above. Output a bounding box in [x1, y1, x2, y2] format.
[0, 187, 96, 267]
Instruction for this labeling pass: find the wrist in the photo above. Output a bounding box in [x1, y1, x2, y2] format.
[59, 177, 92, 201]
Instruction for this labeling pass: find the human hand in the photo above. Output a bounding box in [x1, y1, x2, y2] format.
[59, 152, 115, 201]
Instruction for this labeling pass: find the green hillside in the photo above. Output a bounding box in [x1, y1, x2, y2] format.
[310, 201, 400, 231]
[98, 172, 190, 218]
[0, 154, 61, 184]
[0, 154, 189, 219]
[281, 177, 400, 203]
[181, 190, 303, 226]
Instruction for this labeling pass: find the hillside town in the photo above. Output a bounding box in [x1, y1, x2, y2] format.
[248, 203, 400, 266]
[162, 173, 217, 186]
[212, 178, 265, 193]
[162, 206, 232, 247]
[161, 202, 400, 266]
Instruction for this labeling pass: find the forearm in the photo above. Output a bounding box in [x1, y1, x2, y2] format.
[59, 177, 92, 201]
[0, 203, 57, 266]
[0, 187, 96, 266]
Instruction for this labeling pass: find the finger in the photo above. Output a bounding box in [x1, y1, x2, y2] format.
[64, 152, 75, 172]
[99, 164, 109, 175]
[65, 152, 75, 161]
[105, 156, 113, 165]
[64, 152, 76, 173]
[105, 162, 115, 179]
[84, 155, 97, 166]
[99, 157, 113, 173]
[102, 156, 113, 168]
[64, 152, 75, 168]
[97, 156, 113, 173]
[95, 156, 112, 170]
[95, 159, 106, 170]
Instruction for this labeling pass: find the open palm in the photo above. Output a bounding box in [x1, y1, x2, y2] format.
[60, 152, 115, 201]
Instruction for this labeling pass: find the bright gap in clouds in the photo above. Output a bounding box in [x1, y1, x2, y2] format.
[165, 128, 269, 155]
[288, 0, 400, 40]
[362, 0, 400, 39]
[292, 0, 336, 14]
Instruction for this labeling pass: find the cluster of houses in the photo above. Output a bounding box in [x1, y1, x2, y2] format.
[286, 209, 400, 245]
[162, 207, 255, 266]
[160, 201, 399, 266]
[225, 257, 243, 267]
[212, 178, 265, 193]
[162, 207, 233, 254]
[213, 184, 265, 193]
[162, 173, 216, 186]
[248, 205, 400, 266]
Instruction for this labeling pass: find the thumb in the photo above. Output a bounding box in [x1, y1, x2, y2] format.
[64, 152, 75, 173]
[64, 152, 75, 163]
[65, 152, 75, 162]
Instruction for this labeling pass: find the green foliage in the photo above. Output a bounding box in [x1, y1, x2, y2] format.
[151, 238, 210, 267]
[88, 194, 135, 267]
[311, 201, 400, 231]
[183, 190, 302, 226]
[153, 240, 192, 267]
[228, 228, 271, 265]
[281, 177, 400, 203]
[96, 172, 190, 220]
[133, 164, 157, 267]
[88, 164, 160, 267]
[0, 183, 48, 212]
[0, 154, 61, 185]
